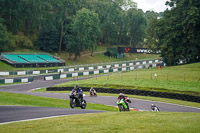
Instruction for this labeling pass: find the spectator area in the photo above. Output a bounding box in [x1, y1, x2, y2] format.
[3, 54, 28, 63]
[37, 54, 60, 63]
[19, 54, 46, 63]
[1, 53, 65, 68]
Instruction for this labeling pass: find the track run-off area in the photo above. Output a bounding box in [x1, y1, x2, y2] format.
[0, 77, 200, 124]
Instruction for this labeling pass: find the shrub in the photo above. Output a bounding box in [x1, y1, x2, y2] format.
[104, 50, 112, 57]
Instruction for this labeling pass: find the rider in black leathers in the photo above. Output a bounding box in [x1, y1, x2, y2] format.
[71, 85, 83, 103]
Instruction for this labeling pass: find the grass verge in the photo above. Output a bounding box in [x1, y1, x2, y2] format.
[0, 92, 118, 112]
[0, 112, 200, 133]
[54, 63, 200, 96]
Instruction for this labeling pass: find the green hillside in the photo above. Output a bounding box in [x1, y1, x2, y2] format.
[56, 63, 200, 96]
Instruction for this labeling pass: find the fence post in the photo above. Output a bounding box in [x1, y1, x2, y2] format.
[167, 73, 168, 81]
[135, 70, 137, 80]
[184, 74, 185, 81]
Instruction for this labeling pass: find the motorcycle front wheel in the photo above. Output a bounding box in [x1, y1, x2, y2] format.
[118, 105, 124, 112]
[70, 98, 76, 108]
[81, 100, 87, 109]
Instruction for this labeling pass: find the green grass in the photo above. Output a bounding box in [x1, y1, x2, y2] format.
[34, 88, 200, 108]
[0, 61, 14, 71]
[0, 92, 118, 112]
[55, 63, 200, 96]
[0, 82, 27, 86]
[1, 112, 200, 133]
[63, 53, 160, 66]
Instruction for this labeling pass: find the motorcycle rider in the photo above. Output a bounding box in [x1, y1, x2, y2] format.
[117, 93, 129, 110]
[71, 85, 84, 104]
[151, 104, 160, 112]
[89, 87, 96, 96]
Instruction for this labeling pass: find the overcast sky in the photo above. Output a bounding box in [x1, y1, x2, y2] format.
[133, 0, 169, 12]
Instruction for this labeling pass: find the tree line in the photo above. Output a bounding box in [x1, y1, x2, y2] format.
[147, 0, 200, 65]
[0, 0, 199, 65]
[0, 0, 156, 58]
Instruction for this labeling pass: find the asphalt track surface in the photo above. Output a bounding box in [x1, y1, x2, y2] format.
[0, 77, 200, 124]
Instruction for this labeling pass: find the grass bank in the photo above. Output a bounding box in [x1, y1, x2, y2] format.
[1, 112, 200, 133]
[0, 92, 118, 112]
[54, 63, 200, 96]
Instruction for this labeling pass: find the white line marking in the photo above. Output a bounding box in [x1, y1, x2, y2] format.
[0, 112, 100, 125]
[0, 82, 31, 88]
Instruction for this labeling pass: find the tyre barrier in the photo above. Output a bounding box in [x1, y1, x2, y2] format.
[47, 87, 200, 103]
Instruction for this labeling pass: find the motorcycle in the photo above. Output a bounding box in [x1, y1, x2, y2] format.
[69, 92, 87, 109]
[90, 90, 97, 97]
[116, 97, 131, 112]
[151, 104, 160, 112]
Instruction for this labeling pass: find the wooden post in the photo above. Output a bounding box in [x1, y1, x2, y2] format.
[167, 74, 168, 81]
[184, 74, 185, 81]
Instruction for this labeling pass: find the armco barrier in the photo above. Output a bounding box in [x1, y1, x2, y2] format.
[0, 58, 162, 76]
[44, 62, 162, 81]
[0, 77, 33, 84]
[47, 87, 200, 103]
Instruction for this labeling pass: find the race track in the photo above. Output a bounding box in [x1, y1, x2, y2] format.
[0, 77, 200, 124]
[0, 106, 104, 124]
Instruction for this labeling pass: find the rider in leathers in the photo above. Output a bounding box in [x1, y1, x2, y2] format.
[71, 85, 84, 104]
[117, 93, 129, 110]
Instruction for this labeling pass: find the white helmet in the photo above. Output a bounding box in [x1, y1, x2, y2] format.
[119, 93, 124, 96]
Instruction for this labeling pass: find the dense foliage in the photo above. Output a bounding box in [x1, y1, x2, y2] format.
[147, 0, 200, 65]
[0, 0, 148, 57]
[0, 0, 199, 65]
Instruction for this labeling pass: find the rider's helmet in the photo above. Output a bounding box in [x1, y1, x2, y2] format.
[119, 93, 124, 98]
[74, 85, 79, 89]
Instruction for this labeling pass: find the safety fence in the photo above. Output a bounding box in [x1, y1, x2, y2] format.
[43, 62, 162, 80]
[0, 59, 162, 76]
[0, 62, 162, 84]
[0, 59, 163, 84]
[47, 87, 200, 103]
[0, 77, 33, 84]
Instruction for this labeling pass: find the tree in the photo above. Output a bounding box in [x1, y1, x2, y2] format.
[149, 0, 200, 65]
[68, 8, 101, 59]
[36, 26, 59, 52]
[0, 17, 11, 52]
[127, 9, 147, 47]
[145, 11, 159, 49]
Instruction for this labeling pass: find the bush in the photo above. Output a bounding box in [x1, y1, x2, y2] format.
[15, 35, 33, 49]
[104, 50, 112, 57]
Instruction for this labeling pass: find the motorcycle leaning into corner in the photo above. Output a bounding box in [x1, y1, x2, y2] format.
[89, 87, 97, 97]
[90, 90, 97, 97]
[116, 94, 131, 112]
[69, 91, 87, 109]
